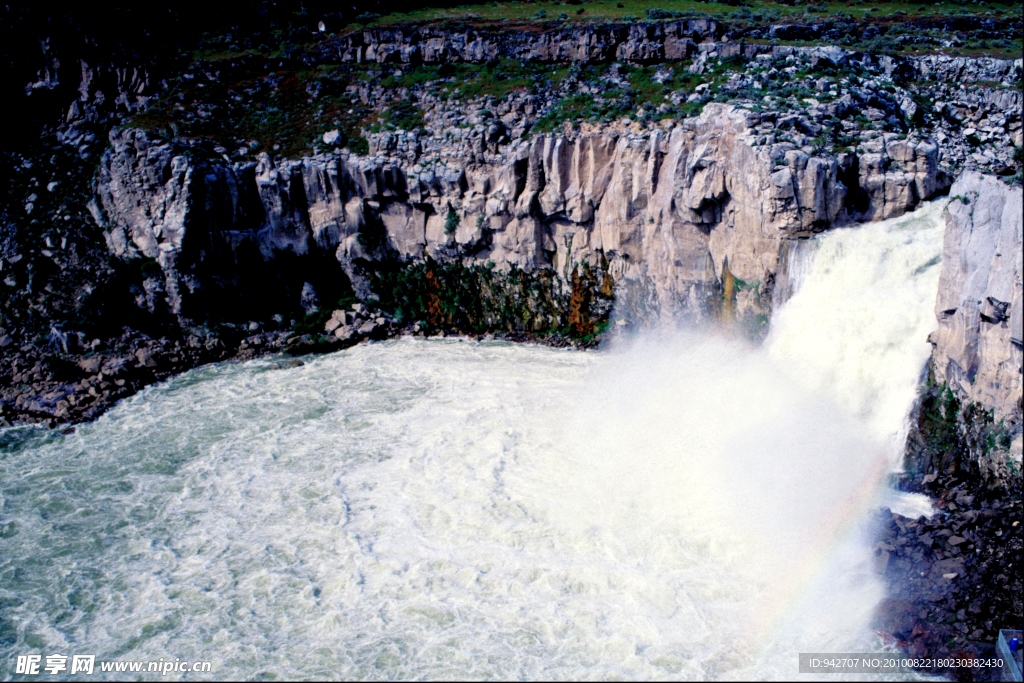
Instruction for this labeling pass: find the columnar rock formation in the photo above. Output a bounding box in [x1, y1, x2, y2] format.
[330, 20, 726, 65]
[930, 172, 1023, 427]
[331, 22, 1022, 86]
[94, 103, 948, 326]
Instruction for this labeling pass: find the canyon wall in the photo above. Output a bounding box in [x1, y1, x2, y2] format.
[94, 103, 947, 328]
[930, 172, 1022, 424]
[329, 22, 1022, 85]
[903, 173, 1022, 481]
[96, 104, 1021, 471]
[331, 20, 724, 65]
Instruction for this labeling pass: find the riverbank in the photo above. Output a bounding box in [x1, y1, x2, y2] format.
[874, 469, 1021, 682]
[0, 305, 595, 430]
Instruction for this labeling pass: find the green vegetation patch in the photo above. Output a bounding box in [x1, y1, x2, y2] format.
[346, 0, 1021, 59]
[355, 0, 994, 26]
[369, 259, 566, 335]
[292, 290, 361, 336]
[129, 61, 376, 159]
[367, 257, 612, 339]
[384, 98, 426, 131]
[532, 60, 744, 133]
[368, 58, 570, 109]
[906, 379, 1020, 483]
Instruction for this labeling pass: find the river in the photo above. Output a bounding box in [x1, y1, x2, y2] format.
[0, 201, 947, 680]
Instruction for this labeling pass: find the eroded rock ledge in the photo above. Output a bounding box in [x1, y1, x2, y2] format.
[94, 103, 949, 334]
[905, 171, 1023, 483]
[327, 22, 1021, 86]
[933, 172, 1023, 425]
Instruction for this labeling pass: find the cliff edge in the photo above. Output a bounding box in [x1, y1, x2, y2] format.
[93, 104, 948, 335]
[906, 172, 1023, 483]
[933, 172, 1023, 423]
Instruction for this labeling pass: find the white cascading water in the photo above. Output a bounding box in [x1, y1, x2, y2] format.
[0, 201, 946, 680]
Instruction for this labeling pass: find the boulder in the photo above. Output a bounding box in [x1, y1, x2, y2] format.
[77, 357, 103, 374]
[135, 347, 158, 368]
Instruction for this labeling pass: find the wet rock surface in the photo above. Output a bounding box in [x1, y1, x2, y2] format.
[874, 471, 1022, 681]
[1, 326, 274, 428]
[0, 310, 595, 430]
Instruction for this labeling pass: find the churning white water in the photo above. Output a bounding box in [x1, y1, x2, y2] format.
[0, 202, 946, 680]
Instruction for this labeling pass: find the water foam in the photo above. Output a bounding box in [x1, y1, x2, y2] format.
[0, 202, 946, 680]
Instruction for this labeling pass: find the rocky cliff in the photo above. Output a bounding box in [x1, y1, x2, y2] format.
[94, 102, 949, 332]
[4, 9, 1021, 434]
[904, 172, 1023, 482]
[331, 22, 1022, 86]
[931, 172, 1022, 426]
[331, 20, 723, 65]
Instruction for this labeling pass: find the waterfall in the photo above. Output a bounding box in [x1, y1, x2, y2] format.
[766, 200, 946, 457]
[0, 202, 946, 680]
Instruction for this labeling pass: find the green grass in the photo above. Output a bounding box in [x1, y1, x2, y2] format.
[353, 0, 1011, 26]
[384, 98, 426, 131]
[375, 59, 570, 102]
[128, 62, 378, 158]
[380, 65, 445, 90]
[530, 57, 761, 133]
[339, 0, 1020, 60]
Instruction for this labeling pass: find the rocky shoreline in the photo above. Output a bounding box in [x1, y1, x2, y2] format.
[874, 470, 1021, 682]
[0, 305, 593, 431]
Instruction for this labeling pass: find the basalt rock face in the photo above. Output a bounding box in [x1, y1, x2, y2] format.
[93, 128, 352, 322]
[329, 22, 1022, 87]
[331, 20, 724, 66]
[930, 172, 1023, 426]
[94, 104, 950, 328]
[908, 54, 1022, 85]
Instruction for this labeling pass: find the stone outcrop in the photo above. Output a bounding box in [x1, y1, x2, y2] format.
[94, 103, 951, 326]
[327, 22, 1022, 87]
[929, 172, 1023, 426]
[329, 20, 724, 66]
[911, 54, 1023, 86]
[849, 133, 947, 223]
[92, 129, 356, 321]
[93, 129, 196, 314]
